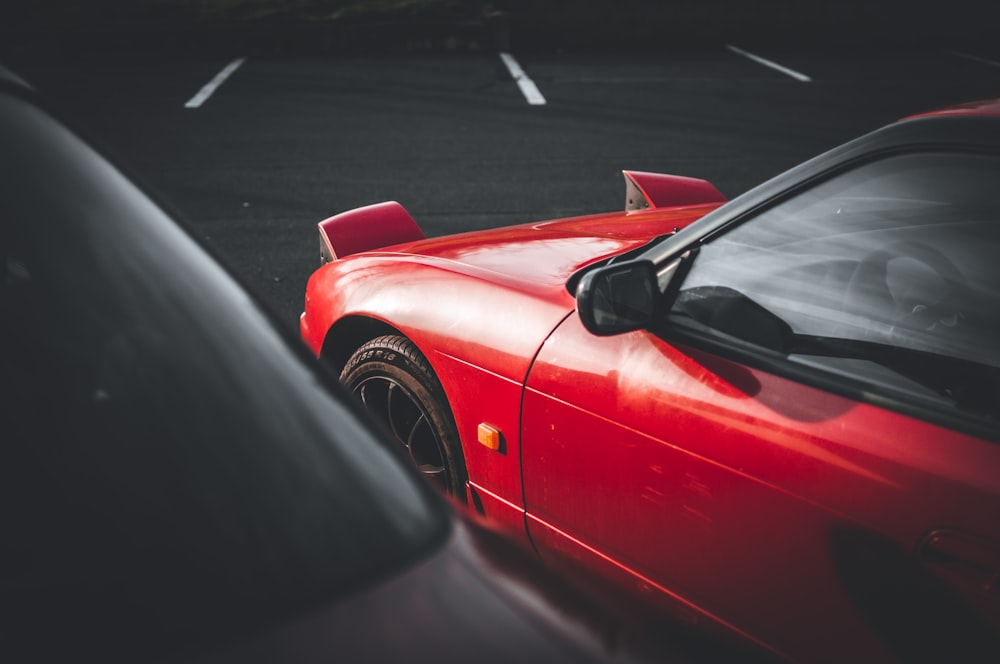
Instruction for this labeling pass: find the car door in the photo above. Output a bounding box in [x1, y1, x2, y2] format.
[521, 149, 1000, 662]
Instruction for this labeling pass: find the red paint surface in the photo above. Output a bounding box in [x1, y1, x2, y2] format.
[624, 170, 727, 208]
[522, 313, 1000, 661]
[903, 98, 1000, 120]
[317, 201, 424, 259]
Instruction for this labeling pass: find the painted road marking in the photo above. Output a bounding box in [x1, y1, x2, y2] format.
[499, 52, 546, 105]
[185, 58, 247, 108]
[946, 50, 1000, 69]
[726, 45, 812, 82]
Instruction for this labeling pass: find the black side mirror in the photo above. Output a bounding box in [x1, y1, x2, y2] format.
[576, 259, 658, 336]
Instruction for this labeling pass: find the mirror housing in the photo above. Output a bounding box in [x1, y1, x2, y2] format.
[576, 259, 658, 336]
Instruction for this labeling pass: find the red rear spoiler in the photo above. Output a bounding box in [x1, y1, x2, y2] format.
[317, 201, 425, 264]
[623, 170, 726, 212]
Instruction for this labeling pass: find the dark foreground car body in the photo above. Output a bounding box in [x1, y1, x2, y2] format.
[302, 101, 1000, 662]
[0, 67, 744, 663]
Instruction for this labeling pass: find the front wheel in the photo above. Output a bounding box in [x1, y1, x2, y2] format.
[340, 335, 467, 500]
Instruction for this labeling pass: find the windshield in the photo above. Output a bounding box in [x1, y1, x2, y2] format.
[0, 90, 449, 660]
[673, 151, 1000, 428]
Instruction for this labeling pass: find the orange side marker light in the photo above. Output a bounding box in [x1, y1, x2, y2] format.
[477, 423, 502, 451]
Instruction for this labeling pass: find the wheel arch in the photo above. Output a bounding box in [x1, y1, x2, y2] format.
[319, 315, 405, 374]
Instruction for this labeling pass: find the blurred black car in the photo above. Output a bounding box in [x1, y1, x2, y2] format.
[0, 66, 766, 663]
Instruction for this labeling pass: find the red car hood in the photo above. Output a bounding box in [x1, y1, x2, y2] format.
[300, 202, 722, 367]
[383, 204, 721, 291]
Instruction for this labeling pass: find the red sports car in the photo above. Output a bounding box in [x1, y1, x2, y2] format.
[301, 100, 1000, 662]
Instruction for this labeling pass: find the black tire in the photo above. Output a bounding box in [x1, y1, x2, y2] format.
[340, 335, 467, 500]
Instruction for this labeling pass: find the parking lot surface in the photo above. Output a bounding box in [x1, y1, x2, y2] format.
[8, 40, 1000, 327]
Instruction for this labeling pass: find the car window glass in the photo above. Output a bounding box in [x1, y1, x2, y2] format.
[673, 151, 1000, 423]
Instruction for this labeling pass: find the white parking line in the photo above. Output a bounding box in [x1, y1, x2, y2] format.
[185, 58, 247, 109]
[499, 52, 546, 105]
[726, 45, 812, 82]
[945, 50, 1000, 69]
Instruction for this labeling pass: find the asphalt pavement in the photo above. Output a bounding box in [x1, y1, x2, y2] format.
[6, 38, 1000, 331]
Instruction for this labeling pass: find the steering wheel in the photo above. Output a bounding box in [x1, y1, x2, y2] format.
[842, 240, 968, 336]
